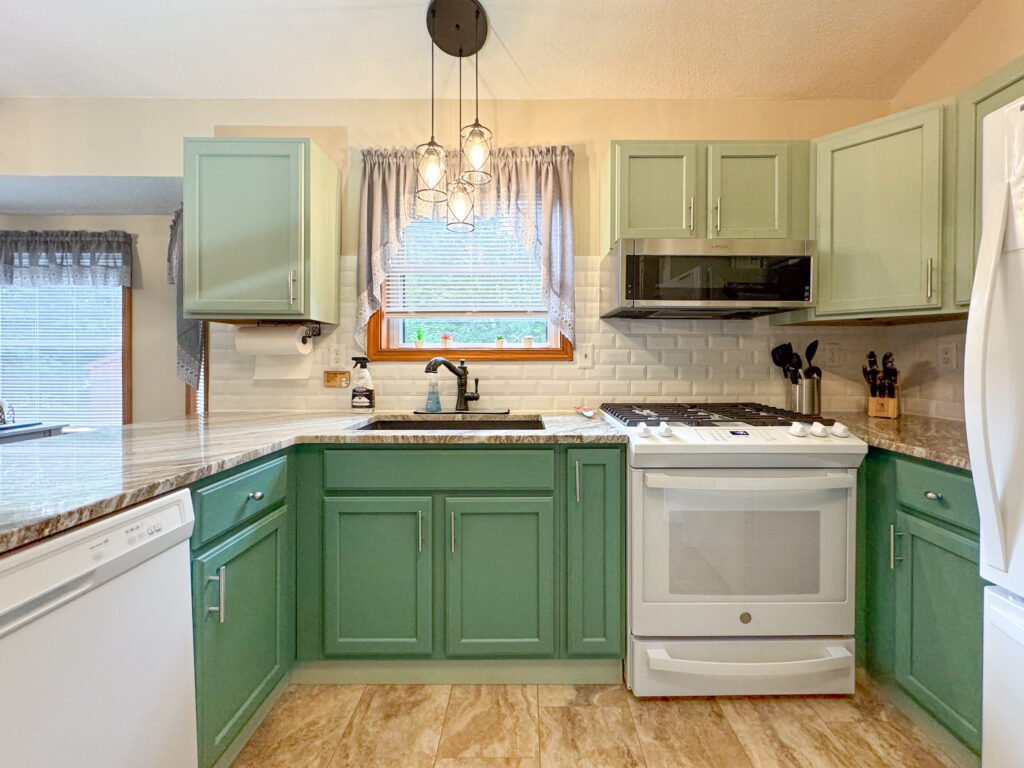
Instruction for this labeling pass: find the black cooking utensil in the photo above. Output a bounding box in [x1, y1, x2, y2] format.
[805, 340, 818, 367]
[771, 343, 793, 378]
[806, 365, 823, 379]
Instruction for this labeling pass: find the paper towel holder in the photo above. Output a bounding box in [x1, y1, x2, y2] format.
[255, 320, 322, 345]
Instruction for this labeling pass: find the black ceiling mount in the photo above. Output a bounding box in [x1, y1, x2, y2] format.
[426, 0, 488, 58]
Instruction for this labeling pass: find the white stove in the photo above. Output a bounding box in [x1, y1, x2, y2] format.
[602, 402, 867, 697]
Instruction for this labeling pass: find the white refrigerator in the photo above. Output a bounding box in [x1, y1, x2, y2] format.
[965, 93, 1024, 767]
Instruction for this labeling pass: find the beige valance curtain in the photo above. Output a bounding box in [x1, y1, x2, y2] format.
[0, 229, 134, 287]
[355, 146, 576, 349]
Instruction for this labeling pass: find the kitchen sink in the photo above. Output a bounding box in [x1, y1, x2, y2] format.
[358, 418, 545, 431]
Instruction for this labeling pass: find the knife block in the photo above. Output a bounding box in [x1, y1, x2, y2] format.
[867, 388, 900, 419]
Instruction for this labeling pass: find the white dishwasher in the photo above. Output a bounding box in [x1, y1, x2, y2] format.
[0, 489, 198, 768]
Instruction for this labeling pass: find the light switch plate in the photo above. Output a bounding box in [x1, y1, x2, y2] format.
[329, 347, 345, 367]
[578, 344, 594, 369]
[938, 342, 959, 371]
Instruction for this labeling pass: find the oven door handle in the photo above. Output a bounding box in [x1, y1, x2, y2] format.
[643, 473, 855, 492]
[646, 646, 852, 678]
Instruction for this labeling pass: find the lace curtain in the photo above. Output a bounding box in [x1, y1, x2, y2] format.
[356, 145, 576, 349]
[0, 230, 134, 287]
[166, 207, 205, 389]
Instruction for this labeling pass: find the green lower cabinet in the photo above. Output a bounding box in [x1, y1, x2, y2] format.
[323, 496, 433, 656]
[192, 506, 292, 768]
[894, 509, 984, 752]
[446, 497, 555, 657]
[567, 449, 624, 657]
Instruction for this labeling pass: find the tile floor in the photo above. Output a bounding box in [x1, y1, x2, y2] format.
[231, 674, 967, 767]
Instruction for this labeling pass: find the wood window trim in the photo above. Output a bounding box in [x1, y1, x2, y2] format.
[366, 311, 573, 362]
[122, 286, 133, 425]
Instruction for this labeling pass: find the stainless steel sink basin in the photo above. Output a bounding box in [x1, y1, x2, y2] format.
[358, 418, 545, 431]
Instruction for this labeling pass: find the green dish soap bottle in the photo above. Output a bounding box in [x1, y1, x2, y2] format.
[351, 357, 375, 411]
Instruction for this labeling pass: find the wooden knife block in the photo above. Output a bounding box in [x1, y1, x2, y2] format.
[867, 387, 900, 419]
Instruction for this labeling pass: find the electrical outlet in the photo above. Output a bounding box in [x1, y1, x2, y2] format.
[938, 342, 959, 371]
[577, 344, 594, 369]
[329, 346, 344, 367]
[825, 343, 841, 366]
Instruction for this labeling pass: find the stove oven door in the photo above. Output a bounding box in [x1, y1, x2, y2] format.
[631, 467, 856, 638]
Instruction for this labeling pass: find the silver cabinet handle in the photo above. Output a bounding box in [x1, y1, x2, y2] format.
[288, 270, 296, 304]
[208, 565, 226, 623]
[450, 509, 455, 554]
[418, 510, 423, 554]
[688, 196, 695, 232]
[575, 460, 581, 503]
[923, 490, 944, 501]
[248, 491, 264, 501]
[716, 196, 722, 232]
[926, 258, 934, 299]
[889, 525, 905, 570]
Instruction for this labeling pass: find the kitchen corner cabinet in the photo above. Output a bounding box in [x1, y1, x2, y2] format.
[955, 55, 1024, 305]
[183, 138, 340, 324]
[814, 106, 944, 315]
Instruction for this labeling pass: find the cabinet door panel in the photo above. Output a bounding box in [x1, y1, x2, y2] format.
[895, 510, 984, 751]
[323, 497, 432, 656]
[193, 506, 290, 768]
[184, 140, 305, 315]
[709, 143, 790, 238]
[614, 142, 700, 239]
[816, 107, 943, 314]
[567, 449, 624, 657]
[446, 497, 555, 657]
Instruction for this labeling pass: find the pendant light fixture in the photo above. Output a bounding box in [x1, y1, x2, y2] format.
[415, 8, 448, 203]
[460, 7, 492, 185]
[446, 55, 475, 232]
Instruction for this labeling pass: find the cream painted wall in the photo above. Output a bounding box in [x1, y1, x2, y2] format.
[0, 213, 183, 423]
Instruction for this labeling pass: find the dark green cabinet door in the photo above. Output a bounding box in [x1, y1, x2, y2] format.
[193, 506, 291, 768]
[612, 141, 701, 240]
[894, 510, 984, 751]
[566, 449, 624, 657]
[708, 142, 791, 238]
[446, 497, 555, 657]
[323, 496, 432, 656]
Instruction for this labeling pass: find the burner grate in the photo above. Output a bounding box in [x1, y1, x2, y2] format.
[600, 402, 833, 428]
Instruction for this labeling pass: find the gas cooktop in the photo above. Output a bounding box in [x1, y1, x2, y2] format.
[600, 402, 835, 428]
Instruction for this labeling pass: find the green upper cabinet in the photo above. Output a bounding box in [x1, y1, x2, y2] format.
[183, 138, 340, 323]
[446, 497, 555, 657]
[815, 105, 944, 315]
[611, 141, 701, 240]
[566, 449, 624, 658]
[323, 496, 433, 656]
[707, 143, 792, 238]
[192, 506, 292, 768]
[955, 56, 1024, 305]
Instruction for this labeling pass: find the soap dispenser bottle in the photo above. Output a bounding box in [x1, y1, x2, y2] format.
[423, 371, 442, 413]
[351, 357, 375, 411]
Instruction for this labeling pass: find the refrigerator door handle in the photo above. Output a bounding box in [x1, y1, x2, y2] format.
[965, 182, 1011, 572]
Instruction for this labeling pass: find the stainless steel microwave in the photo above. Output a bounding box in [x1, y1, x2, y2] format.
[600, 238, 813, 319]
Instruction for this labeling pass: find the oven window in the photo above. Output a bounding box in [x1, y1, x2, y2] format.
[667, 509, 822, 596]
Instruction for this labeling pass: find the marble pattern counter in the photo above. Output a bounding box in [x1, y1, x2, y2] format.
[0, 411, 626, 555]
[832, 412, 970, 472]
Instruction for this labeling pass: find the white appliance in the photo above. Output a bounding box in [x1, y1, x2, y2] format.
[965, 94, 1024, 768]
[601, 403, 866, 697]
[0, 490, 198, 768]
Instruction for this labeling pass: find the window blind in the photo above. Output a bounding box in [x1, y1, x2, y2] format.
[383, 210, 546, 316]
[0, 285, 123, 427]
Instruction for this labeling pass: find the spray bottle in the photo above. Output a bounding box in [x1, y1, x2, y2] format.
[351, 357, 375, 411]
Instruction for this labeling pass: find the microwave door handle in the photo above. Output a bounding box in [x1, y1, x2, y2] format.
[644, 473, 855, 492]
[965, 182, 1010, 572]
[646, 646, 852, 678]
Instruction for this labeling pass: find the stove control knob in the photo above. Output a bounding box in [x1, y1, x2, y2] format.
[788, 422, 809, 438]
[830, 422, 850, 438]
[809, 421, 830, 438]
[658, 421, 673, 438]
[637, 424, 652, 437]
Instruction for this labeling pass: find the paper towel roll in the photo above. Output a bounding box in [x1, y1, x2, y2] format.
[234, 325, 313, 380]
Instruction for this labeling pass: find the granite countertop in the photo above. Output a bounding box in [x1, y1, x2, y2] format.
[831, 412, 970, 472]
[0, 411, 626, 555]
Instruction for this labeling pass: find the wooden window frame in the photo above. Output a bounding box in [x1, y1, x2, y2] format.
[366, 311, 573, 362]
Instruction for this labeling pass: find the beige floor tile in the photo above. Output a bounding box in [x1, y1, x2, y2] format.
[826, 720, 962, 768]
[539, 705, 644, 768]
[538, 684, 631, 708]
[328, 684, 450, 768]
[628, 696, 753, 768]
[436, 685, 539, 760]
[719, 697, 853, 768]
[434, 760, 538, 768]
[232, 684, 364, 768]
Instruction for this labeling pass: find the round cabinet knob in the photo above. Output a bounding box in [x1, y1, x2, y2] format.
[830, 422, 850, 438]
[248, 491, 265, 501]
[923, 491, 944, 501]
[637, 424, 652, 437]
[789, 422, 809, 438]
[809, 422, 830, 438]
[658, 421, 673, 438]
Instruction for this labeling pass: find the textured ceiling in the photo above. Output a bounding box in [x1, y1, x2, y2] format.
[0, 0, 982, 100]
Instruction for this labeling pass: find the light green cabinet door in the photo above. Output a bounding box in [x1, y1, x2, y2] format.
[612, 141, 700, 240]
[193, 506, 291, 768]
[955, 57, 1024, 305]
[323, 497, 432, 656]
[815, 106, 944, 315]
[184, 139, 305, 316]
[446, 497, 555, 657]
[894, 510, 984, 752]
[708, 143, 791, 238]
[566, 449, 624, 658]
